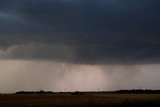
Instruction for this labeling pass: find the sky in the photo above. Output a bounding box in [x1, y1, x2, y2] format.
[0, 0, 160, 93]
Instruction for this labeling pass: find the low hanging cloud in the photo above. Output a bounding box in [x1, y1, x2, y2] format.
[0, 42, 160, 64]
[0, 43, 75, 62]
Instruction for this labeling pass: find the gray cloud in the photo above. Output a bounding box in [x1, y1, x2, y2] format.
[0, 0, 160, 64]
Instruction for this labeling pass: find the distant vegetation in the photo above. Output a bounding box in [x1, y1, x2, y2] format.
[15, 90, 54, 94]
[15, 89, 160, 95]
[116, 89, 160, 94]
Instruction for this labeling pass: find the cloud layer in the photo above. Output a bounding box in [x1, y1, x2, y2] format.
[0, 0, 160, 64]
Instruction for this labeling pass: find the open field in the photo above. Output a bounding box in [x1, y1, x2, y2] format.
[0, 92, 160, 107]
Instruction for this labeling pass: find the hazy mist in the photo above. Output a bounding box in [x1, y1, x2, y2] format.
[0, 60, 160, 93]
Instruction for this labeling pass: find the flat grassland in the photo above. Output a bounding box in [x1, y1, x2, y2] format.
[0, 93, 160, 107]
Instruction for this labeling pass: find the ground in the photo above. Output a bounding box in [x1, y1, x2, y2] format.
[0, 92, 160, 107]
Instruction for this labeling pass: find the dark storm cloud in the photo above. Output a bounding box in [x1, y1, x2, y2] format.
[0, 0, 160, 64]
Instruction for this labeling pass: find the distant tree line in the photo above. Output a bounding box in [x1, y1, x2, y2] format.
[116, 89, 160, 94]
[15, 90, 85, 95]
[15, 90, 54, 94]
[15, 89, 160, 95]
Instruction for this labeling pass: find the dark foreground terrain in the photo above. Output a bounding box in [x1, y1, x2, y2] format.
[0, 91, 160, 107]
